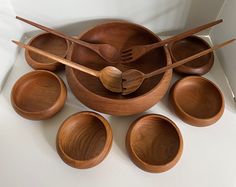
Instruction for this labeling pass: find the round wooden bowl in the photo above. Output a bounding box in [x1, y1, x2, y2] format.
[168, 35, 214, 75]
[56, 111, 113, 169]
[11, 70, 67, 120]
[66, 21, 172, 116]
[169, 76, 224, 126]
[126, 114, 183, 173]
[25, 32, 70, 71]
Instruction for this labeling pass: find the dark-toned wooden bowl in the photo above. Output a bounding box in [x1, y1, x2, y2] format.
[25, 32, 70, 71]
[66, 21, 172, 116]
[126, 114, 183, 173]
[169, 76, 224, 126]
[56, 111, 113, 169]
[168, 35, 214, 75]
[11, 70, 67, 120]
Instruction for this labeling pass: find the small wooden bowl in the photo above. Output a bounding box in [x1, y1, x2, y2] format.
[66, 21, 172, 116]
[169, 76, 224, 126]
[126, 114, 183, 173]
[25, 33, 70, 71]
[168, 35, 214, 75]
[56, 111, 113, 169]
[11, 70, 67, 120]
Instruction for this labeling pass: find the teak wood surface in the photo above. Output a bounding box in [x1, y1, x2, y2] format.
[25, 32, 70, 71]
[11, 70, 67, 120]
[66, 21, 172, 116]
[126, 114, 183, 173]
[168, 35, 214, 75]
[56, 111, 113, 169]
[169, 76, 224, 126]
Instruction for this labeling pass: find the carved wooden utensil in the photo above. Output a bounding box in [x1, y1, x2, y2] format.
[13, 40, 122, 93]
[122, 38, 236, 95]
[121, 19, 223, 63]
[16, 16, 120, 64]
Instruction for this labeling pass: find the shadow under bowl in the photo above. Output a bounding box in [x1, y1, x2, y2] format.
[168, 35, 214, 75]
[169, 76, 224, 126]
[66, 21, 172, 116]
[25, 32, 70, 71]
[126, 114, 183, 173]
[56, 111, 113, 169]
[11, 70, 67, 120]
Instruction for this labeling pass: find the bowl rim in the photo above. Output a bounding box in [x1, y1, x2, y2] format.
[56, 111, 113, 168]
[66, 20, 172, 102]
[25, 32, 70, 66]
[11, 70, 67, 117]
[168, 35, 214, 74]
[126, 114, 183, 173]
[170, 76, 224, 126]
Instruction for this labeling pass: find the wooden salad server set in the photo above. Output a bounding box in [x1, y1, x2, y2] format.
[13, 16, 235, 95]
[17, 16, 222, 64]
[13, 38, 235, 95]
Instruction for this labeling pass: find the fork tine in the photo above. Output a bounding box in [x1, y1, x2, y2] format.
[121, 48, 132, 53]
[121, 53, 132, 58]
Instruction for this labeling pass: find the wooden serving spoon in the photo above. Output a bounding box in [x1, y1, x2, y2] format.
[121, 19, 223, 63]
[16, 16, 120, 64]
[12, 40, 122, 93]
[122, 38, 236, 95]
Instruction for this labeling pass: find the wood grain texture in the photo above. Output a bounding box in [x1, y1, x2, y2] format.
[66, 21, 172, 116]
[121, 38, 235, 95]
[120, 19, 222, 63]
[168, 35, 214, 75]
[25, 32, 70, 71]
[126, 114, 183, 173]
[169, 76, 224, 126]
[11, 70, 67, 120]
[15, 40, 123, 93]
[17, 16, 120, 64]
[56, 111, 113, 169]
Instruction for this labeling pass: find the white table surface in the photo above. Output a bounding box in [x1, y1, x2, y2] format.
[0, 36, 236, 187]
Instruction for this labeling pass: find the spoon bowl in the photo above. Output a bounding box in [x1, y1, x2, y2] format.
[16, 16, 120, 64]
[13, 40, 123, 93]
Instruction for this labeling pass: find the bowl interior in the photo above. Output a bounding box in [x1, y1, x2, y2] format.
[59, 113, 107, 161]
[13, 71, 61, 112]
[170, 36, 211, 68]
[174, 77, 223, 119]
[69, 22, 168, 99]
[130, 116, 180, 165]
[29, 33, 68, 64]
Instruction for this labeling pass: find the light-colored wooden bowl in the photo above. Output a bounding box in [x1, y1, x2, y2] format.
[56, 111, 113, 169]
[126, 114, 183, 173]
[11, 70, 67, 120]
[25, 32, 70, 71]
[168, 35, 214, 75]
[169, 76, 224, 126]
[66, 21, 172, 116]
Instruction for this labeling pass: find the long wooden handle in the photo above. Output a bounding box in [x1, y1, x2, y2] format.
[16, 16, 94, 50]
[145, 38, 236, 78]
[147, 19, 223, 51]
[12, 40, 100, 77]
